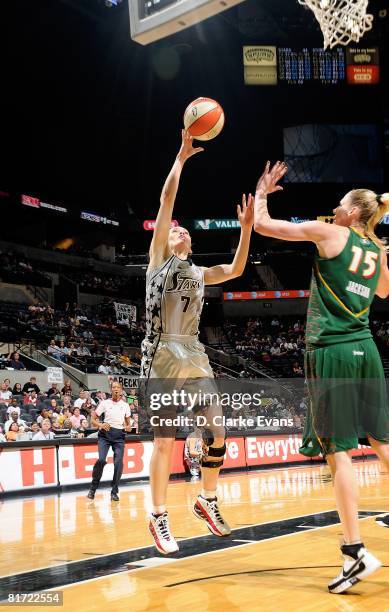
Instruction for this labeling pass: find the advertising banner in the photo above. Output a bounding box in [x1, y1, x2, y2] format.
[0, 438, 377, 494]
[0, 447, 57, 492]
[224, 290, 310, 301]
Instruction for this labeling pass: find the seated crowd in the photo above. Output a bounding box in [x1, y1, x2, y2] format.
[0, 376, 140, 443]
[223, 314, 389, 378]
[0, 300, 145, 374]
[224, 317, 306, 377]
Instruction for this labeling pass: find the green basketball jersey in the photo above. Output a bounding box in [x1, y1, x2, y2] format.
[306, 227, 381, 348]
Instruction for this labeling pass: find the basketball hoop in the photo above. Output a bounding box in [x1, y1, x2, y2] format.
[298, 0, 374, 49]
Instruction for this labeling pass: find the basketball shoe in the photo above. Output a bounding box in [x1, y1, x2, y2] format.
[192, 495, 231, 536]
[149, 512, 179, 555]
[328, 544, 381, 594]
[375, 513, 389, 528]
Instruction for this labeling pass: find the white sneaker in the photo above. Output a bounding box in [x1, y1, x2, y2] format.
[328, 546, 382, 594]
[149, 512, 179, 555]
[193, 495, 231, 536]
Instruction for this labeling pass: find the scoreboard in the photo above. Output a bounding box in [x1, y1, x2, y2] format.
[244, 46, 379, 86]
[278, 48, 346, 85]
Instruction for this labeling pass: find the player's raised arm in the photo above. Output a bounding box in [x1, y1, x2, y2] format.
[203, 194, 253, 285]
[253, 161, 337, 245]
[149, 130, 203, 270]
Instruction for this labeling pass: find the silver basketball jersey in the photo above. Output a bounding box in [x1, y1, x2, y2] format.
[145, 255, 204, 337]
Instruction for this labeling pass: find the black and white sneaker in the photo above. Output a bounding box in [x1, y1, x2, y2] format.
[328, 545, 381, 594]
[375, 513, 389, 528]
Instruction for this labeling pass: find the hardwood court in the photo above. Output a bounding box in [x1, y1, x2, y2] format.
[1, 460, 388, 611]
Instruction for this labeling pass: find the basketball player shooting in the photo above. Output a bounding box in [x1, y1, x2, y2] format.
[253, 160, 389, 593]
[141, 129, 253, 554]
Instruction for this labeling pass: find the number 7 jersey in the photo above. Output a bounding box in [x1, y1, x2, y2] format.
[306, 227, 381, 348]
[145, 255, 205, 338]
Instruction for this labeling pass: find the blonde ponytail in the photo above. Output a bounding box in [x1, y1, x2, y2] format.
[349, 189, 389, 251]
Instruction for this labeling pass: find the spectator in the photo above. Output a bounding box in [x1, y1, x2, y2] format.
[131, 398, 139, 413]
[62, 418, 72, 430]
[3, 378, 12, 392]
[98, 359, 112, 375]
[48, 339, 62, 360]
[6, 422, 20, 441]
[82, 397, 95, 418]
[12, 382, 23, 395]
[94, 390, 107, 404]
[127, 388, 137, 406]
[50, 398, 61, 414]
[37, 408, 51, 425]
[90, 340, 102, 356]
[6, 400, 21, 418]
[58, 407, 72, 427]
[292, 362, 303, 376]
[78, 418, 90, 433]
[8, 352, 26, 370]
[58, 340, 69, 362]
[103, 345, 114, 360]
[0, 382, 12, 404]
[22, 376, 40, 395]
[5, 411, 27, 433]
[30, 422, 40, 436]
[61, 379, 73, 396]
[82, 329, 94, 341]
[68, 343, 78, 358]
[74, 389, 87, 409]
[119, 351, 131, 368]
[23, 390, 38, 407]
[33, 419, 55, 441]
[77, 341, 91, 357]
[70, 407, 83, 429]
[6, 398, 22, 417]
[47, 383, 61, 399]
[62, 395, 73, 411]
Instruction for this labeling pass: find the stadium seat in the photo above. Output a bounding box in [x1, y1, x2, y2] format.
[29, 409, 38, 421]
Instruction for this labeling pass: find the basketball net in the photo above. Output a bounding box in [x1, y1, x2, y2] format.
[298, 0, 374, 49]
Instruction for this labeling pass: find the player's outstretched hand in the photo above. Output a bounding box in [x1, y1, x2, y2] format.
[177, 129, 204, 162]
[256, 161, 288, 195]
[237, 193, 254, 229]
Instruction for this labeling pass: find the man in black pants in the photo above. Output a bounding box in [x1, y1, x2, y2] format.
[88, 381, 131, 501]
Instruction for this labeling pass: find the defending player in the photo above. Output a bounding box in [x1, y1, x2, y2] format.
[141, 130, 253, 554]
[253, 160, 389, 594]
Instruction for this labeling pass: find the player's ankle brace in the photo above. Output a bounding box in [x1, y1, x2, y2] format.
[341, 542, 364, 559]
[201, 443, 226, 469]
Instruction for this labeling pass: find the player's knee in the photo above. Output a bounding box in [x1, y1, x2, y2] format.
[201, 441, 226, 469]
[153, 437, 175, 455]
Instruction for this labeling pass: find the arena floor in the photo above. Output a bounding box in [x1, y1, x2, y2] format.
[1, 460, 388, 611]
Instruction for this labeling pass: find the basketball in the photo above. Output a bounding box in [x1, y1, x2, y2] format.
[183, 97, 224, 141]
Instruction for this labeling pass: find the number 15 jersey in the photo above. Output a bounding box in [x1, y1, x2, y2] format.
[306, 227, 381, 348]
[145, 255, 204, 338]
